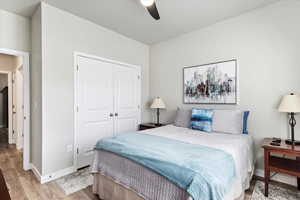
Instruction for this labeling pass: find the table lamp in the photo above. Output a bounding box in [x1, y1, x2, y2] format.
[278, 93, 300, 145]
[150, 97, 166, 126]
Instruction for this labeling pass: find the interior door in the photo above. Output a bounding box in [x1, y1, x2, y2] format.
[77, 56, 114, 169]
[12, 72, 17, 144]
[114, 65, 140, 135]
[16, 68, 24, 150]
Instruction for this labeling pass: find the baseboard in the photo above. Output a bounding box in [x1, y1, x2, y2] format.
[40, 166, 76, 184]
[30, 163, 42, 183]
[30, 163, 76, 184]
[255, 169, 297, 187]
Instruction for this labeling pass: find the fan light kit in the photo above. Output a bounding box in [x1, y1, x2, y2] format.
[140, 0, 155, 7]
[140, 0, 160, 20]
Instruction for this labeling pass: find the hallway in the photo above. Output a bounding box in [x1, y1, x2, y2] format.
[0, 128, 8, 149]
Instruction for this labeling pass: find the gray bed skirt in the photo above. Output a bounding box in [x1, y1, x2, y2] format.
[92, 150, 250, 200]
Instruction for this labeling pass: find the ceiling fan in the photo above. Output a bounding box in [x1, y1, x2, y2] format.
[140, 0, 160, 20]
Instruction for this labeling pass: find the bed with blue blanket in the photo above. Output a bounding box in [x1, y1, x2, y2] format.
[91, 125, 255, 200]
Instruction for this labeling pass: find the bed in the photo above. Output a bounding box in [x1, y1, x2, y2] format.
[91, 124, 255, 200]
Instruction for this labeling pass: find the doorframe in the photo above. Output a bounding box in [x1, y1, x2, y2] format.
[73, 51, 142, 169]
[0, 48, 30, 171]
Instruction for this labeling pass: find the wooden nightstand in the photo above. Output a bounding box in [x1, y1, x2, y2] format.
[139, 123, 166, 131]
[262, 138, 300, 197]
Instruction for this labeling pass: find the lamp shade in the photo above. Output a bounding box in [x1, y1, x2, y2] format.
[150, 97, 166, 109]
[278, 93, 300, 113]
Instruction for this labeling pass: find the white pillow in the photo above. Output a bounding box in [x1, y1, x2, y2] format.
[212, 110, 244, 134]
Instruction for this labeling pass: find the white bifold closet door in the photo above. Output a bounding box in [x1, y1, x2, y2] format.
[114, 65, 140, 134]
[76, 56, 141, 169]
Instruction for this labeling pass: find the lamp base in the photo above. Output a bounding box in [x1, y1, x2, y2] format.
[285, 139, 300, 146]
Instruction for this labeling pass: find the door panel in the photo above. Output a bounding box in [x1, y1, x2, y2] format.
[114, 65, 140, 135]
[116, 118, 138, 134]
[16, 69, 24, 150]
[77, 56, 114, 169]
[12, 72, 17, 144]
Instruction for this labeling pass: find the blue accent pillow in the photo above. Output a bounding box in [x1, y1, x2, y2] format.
[243, 111, 250, 134]
[190, 109, 214, 132]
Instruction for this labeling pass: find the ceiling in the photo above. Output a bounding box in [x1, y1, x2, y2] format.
[0, 0, 279, 44]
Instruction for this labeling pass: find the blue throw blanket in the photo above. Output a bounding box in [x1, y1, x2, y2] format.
[95, 133, 236, 200]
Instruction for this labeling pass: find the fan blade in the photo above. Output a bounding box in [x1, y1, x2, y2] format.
[146, 2, 160, 20]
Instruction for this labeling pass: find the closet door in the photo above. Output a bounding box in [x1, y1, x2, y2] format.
[113, 65, 141, 134]
[76, 56, 114, 169]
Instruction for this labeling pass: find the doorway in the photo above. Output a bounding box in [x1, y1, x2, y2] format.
[0, 73, 9, 149]
[0, 49, 30, 171]
[0, 57, 24, 149]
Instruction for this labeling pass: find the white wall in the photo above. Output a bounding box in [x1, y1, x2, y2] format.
[40, 3, 150, 175]
[0, 53, 18, 71]
[0, 9, 31, 52]
[31, 6, 43, 173]
[150, 0, 300, 175]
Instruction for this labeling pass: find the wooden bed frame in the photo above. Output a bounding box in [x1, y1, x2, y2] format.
[93, 173, 144, 200]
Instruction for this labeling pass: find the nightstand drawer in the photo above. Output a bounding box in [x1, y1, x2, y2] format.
[269, 156, 300, 177]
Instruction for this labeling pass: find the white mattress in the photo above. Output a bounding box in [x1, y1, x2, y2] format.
[139, 125, 255, 200]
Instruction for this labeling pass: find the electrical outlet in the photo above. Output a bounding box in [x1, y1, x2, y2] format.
[67, 145, 73, 153]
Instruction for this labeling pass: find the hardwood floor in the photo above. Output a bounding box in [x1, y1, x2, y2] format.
[0, 145, 99, 200]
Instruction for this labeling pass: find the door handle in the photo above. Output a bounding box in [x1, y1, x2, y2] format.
[109, 113, 113, 117]
[115, 113, 118, 117]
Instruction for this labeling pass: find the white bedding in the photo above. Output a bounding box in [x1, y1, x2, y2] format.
[140, 125, 255, 200]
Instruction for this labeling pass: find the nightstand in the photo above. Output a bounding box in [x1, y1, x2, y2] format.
[139, 123, 166, 131]
[262, 138, 300, 197]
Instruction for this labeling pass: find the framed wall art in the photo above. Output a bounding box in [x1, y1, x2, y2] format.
[183, 59, 237, 104]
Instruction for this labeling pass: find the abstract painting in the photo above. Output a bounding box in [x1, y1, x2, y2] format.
[183, 60, 237, 104]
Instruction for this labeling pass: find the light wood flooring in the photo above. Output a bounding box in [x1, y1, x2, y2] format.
[0, 144, 99, 200]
